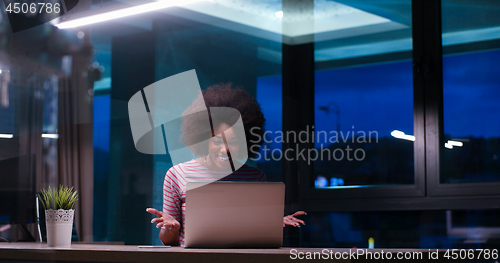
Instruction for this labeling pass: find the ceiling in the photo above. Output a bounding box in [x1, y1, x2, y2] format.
[82, 0, 409, 46]
[80, 0, 500, 89]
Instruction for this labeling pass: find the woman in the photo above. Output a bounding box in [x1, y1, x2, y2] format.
[147, 83, 305, 246]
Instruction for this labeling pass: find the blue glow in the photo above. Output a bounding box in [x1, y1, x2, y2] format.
[93, 95, 111, 152]
[256, 75, 282, 153]
[443, 49, 500, 138]
[317, 184, 401, 189]
[315, 175, 329, 188]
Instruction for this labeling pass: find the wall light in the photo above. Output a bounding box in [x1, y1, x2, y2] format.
[390, 130, 415, 141]
[56, 0, 205, 29]
[0, 134, 13, 139]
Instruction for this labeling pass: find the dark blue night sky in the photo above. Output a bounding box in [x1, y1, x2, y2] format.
[443, 49, 500, 138]
[257, 48, 500, 150]
[92, 49, 500, 152]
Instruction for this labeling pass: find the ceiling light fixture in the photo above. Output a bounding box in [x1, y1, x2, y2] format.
[56, 0, 204, 29]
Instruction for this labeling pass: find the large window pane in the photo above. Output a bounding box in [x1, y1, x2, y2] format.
[441, 0, 500, 184]
[303, 209, 500, 249]
[313, 1, 413, 188]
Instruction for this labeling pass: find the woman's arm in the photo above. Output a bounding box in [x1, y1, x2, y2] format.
[150, 169, 183, 245]
[159, 224, 180, 246]
[147, 208, 181, 246]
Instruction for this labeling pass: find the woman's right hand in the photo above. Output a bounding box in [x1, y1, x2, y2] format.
[146, 208, 180, 230]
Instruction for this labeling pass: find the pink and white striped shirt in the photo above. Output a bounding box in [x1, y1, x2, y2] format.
[162, 159, 266, 246]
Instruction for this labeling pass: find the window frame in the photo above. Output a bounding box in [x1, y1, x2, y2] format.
[293, 0, 500, 211]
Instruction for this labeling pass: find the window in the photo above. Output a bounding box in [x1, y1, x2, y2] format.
[300, 0, 422, 200]
[441, 50, 500, 184]
[314, 61, 414, 188]
[301, 0, 500, 209]
[440, 0, 500, 185]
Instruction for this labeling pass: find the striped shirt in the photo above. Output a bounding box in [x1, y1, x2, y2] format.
[162, 159, 266, 246]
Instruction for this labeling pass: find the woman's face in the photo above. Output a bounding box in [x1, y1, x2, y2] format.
[207, 123, 241, 171]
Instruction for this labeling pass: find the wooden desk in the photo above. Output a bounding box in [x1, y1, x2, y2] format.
[0, 243, 347, 263]
[0, 243, 489, 262]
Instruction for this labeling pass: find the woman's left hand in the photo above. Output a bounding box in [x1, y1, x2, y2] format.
[283, 211, 306, 227]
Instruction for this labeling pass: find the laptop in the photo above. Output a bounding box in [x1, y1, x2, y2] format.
[184, 182, 285, 248]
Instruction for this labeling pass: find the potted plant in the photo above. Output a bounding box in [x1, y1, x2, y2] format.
[38, 185, 78, 247]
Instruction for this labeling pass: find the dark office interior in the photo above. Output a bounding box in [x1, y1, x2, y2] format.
[0, 0, 499, 257]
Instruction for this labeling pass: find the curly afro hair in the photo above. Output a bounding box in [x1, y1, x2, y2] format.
[180, 83, 266, 159]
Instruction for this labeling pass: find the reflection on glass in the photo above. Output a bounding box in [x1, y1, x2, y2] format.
[314, 61, 414, 188]
[442, 0, 500, 45]
[302, 210, 500, 249]
[441, 0, 500, 183]
[89, 0, 283, 244]
[313, 1, 413, 188]
[255, 75, 282, 183]
[0, 64, 59, 227]
[441, 50, 500, 183]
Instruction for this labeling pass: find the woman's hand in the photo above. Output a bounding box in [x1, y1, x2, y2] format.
[283, 211, 306, 227]
[146, 208, 180, 230]
[147, 208, 181, 246]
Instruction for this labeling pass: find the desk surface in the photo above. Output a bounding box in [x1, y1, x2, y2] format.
[0, 243, 447, 263]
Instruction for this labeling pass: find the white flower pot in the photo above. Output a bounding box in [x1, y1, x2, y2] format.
[45, 209, 74, 247]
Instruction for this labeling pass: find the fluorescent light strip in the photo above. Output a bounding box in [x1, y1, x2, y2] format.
[0, 134, 13, 138]
[42, 134, 59, 139]
[57, 0, 204, 29]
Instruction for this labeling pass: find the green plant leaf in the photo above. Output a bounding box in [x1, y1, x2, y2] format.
[38, 185, 78, 210]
